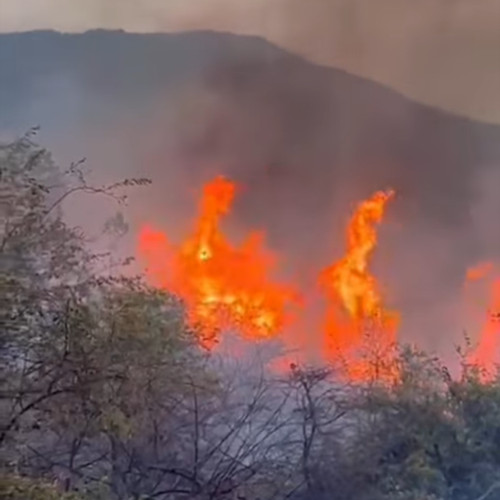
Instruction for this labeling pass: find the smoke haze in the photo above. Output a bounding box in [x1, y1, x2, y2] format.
[2, 0, 500, 124]
[1, 29, 499, 366]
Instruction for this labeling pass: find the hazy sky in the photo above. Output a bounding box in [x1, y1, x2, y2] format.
[2, 0, 500, 124]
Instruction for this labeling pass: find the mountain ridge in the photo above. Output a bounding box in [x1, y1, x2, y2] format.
[1, 28, 494, 126]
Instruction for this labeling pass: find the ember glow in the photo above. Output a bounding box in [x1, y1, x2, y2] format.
[318, 189, 399, 381]
[138, 176, 301, 347]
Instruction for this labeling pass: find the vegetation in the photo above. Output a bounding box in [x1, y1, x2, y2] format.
[1, 131, 499, 500]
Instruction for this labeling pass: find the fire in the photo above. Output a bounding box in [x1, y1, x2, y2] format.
[465, 262, 500, 378]
[319, 189, 399, 381]
[137, 178, 448, 383]
[466, 261, 494, 282]
[138, 176, 301, 347]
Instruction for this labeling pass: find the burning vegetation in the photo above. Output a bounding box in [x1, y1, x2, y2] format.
[137, 176, 498, 382]
[138, 176, 301, 349]
[465, 264, 500, 379]
[3, 133, 500, 500]
[318, 189, 399, 382]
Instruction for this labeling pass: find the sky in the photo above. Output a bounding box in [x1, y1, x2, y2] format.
[1, 0, 500, 124]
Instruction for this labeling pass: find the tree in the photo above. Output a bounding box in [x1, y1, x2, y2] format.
[310, 348, 500, 500]
[0, 473, 88, 500]
[0, 130, 209, 498]
[0, 131, 308, 500]
[3, 130, 500, 500]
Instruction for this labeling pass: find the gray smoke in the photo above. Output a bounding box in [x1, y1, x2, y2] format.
[1, 30, 499, 365]
[3, 0, 500, 123]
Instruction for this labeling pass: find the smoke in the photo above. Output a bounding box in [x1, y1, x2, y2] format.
[1, 29, 500, 366]
[167, 58, 500, 364]
[2, 0, 500, 123]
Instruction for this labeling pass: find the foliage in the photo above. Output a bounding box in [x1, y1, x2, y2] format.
[2, 131, 500, 500]
[0, 474, 87, 500]
[0, 131, 208, 496]
[298, 347, 500, 500]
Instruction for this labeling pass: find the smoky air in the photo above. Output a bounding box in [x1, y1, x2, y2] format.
[1, 29, 500, 367]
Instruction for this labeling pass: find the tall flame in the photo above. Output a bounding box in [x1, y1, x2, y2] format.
[465, 263, 500, 378]
[319, 189, 398, 381]
[138, 176, 301, 347]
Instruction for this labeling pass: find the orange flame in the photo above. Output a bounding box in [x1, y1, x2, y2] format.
[319, 189, 399, 381]
[138, 176, 301, 347]
[465, 263, 500, 378]
[466, 261, 494, 282]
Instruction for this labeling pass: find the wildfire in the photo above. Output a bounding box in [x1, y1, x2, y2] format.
[137, 176, 301, 347]
[138, 177, 498, 385]
[318, 189, 399, 381]
[466, 261, 494, 282]
[465, 262, 500, 378]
